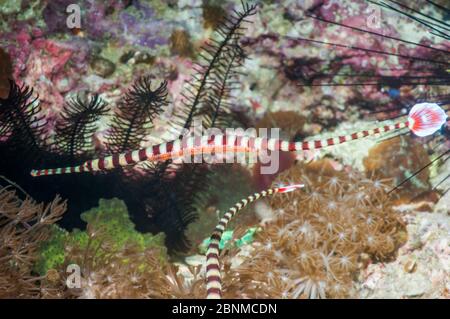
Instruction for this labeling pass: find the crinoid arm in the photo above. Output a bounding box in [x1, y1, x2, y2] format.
[54, 94, 109, 163]
[0, 80, 47, 160]
[105, 77, 168, 154]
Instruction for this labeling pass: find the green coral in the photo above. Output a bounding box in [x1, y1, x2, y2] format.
[36, 198, 166, 275]
[80, 198, 165, 251]
[0, 0, 22, 15]
[235, 227, 259, 247]
[34, 225, 68, 275]
[199, 227, 259, 254]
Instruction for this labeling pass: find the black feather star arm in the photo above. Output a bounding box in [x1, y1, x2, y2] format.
[54, 94, 109, 163]
[0, 80, 47, 159]
[140, 3, 257, 253]
[198, 43, 247, 129]
[105, 77, 168, 154]
[142, 163, 208, 253]
[172, 1, 257, 134]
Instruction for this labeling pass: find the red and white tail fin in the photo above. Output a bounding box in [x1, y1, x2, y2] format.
[408, 103, 447, 137]
[277, 183, 305, 193]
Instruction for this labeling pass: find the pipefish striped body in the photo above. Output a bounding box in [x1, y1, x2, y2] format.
[30, 103, 447, 177]
[205, 184, 305, 299]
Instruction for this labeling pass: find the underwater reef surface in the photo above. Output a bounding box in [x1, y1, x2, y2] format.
[0, 0, 449, 298]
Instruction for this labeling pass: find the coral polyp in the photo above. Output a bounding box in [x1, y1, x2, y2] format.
[221, 161, 407, 299]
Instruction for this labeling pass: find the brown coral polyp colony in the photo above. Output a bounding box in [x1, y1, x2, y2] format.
[0, 187, 66, 298]
[222, 160, 407, 298]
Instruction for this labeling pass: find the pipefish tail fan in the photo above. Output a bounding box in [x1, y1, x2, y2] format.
[29, 103, 448, 177]
[205, 183, 305, 299]
[407, 102, 448, 137]
[385, 113, 449, 201]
